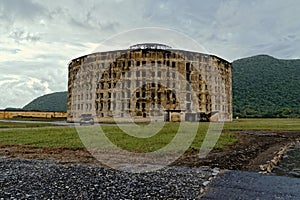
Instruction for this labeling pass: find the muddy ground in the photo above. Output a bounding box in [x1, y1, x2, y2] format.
[1, 131, 300, 172]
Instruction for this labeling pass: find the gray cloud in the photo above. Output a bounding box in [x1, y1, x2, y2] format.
[1, 0, 300, 109]
[9, 29, 41, 43]
[0, 60, 67, 108]
[0, 0, 45, 22]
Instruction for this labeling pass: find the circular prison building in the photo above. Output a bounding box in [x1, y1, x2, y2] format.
[67, 43, 232, 122]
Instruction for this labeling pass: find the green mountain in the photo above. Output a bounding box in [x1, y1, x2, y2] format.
[232, 55, 300, 118]
[23, 91, 68, 112]
[22, 55, 300, 118]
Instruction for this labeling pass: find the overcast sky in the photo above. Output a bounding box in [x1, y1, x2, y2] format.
[0, 0, 299, 109]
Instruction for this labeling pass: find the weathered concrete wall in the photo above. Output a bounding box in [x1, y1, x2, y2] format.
[67, 45, 232, 122]
[0, 110, 67, 119]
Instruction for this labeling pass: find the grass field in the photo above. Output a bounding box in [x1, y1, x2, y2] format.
[225, 118, 300, 131]
[0, 118, 299, 152]
[0, 121, 59, 128]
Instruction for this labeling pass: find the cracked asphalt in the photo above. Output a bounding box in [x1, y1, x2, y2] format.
[202, 170, 300, 200]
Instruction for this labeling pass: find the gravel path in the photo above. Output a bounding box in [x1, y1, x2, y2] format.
[0, 157, 217, 199]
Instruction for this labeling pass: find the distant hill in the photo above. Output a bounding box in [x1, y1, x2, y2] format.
[232, 55, 300, 118]
[4, 107, 23, 111]
[23, 91, 68, 112]
[22, 55, 300, 117]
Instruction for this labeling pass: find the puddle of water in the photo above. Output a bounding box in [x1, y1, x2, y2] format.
[272, 147, 300, 178]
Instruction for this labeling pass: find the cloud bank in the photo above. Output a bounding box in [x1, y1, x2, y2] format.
[0, 0, 299, 108]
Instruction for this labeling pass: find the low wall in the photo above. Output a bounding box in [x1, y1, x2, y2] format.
[0, 110, 67, 119]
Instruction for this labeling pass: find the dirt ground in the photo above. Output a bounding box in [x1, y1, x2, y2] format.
[1, 131, 300, 172]
[176, 131, 300, 171]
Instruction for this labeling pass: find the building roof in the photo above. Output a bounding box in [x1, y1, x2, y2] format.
[129, 43, 172, 50]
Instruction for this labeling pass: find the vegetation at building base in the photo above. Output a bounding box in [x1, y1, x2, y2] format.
[17, 55, 300, 118]
[232, 55, 300, 118]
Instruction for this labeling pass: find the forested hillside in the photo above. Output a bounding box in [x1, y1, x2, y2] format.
[23, 91, 68, 112]
[232, 55, 300, 118]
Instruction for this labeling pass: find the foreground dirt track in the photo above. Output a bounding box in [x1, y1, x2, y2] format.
[176, 131, 300, 171]
[1, 131, 300, 171]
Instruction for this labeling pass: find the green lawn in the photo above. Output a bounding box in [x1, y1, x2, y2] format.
[224, 118, 300, 131]
[0, 121, 60, 128]
[0, 127, 80, 148]
[0, 122, 236, 151]
[0, 118, 299, 152]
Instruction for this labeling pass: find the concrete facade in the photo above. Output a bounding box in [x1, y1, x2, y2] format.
[67, 43, 232, 122]
[0, 110, 67, 119]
